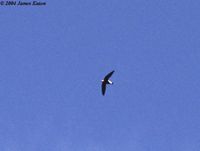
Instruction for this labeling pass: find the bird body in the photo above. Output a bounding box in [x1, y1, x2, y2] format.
[101, 70, 114, 95]
[101, 79, 113, 84]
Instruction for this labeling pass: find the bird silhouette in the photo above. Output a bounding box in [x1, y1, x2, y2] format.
[101, 70, 114, 95]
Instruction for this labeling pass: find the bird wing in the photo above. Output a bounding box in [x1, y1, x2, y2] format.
[104, 70, 115, 81]
[101, 82, 106, 95]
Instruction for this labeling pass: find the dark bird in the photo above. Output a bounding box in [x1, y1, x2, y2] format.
[101, 70, 114, 95]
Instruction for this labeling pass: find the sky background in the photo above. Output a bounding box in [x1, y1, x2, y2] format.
[1, 0, 200, 151]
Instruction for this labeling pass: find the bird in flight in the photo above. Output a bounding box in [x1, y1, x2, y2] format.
[101, 70, 115, 95]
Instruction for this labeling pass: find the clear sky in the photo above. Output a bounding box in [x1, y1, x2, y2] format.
[1, 0, 200, 151]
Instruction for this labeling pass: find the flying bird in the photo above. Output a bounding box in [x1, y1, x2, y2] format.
[101, 70, 115, 95]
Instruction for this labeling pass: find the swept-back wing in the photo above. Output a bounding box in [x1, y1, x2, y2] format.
[101, 82, 106, 95]
[104, 70, 115, 81]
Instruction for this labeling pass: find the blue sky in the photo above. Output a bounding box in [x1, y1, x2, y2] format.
[1, 0, 200, 150]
